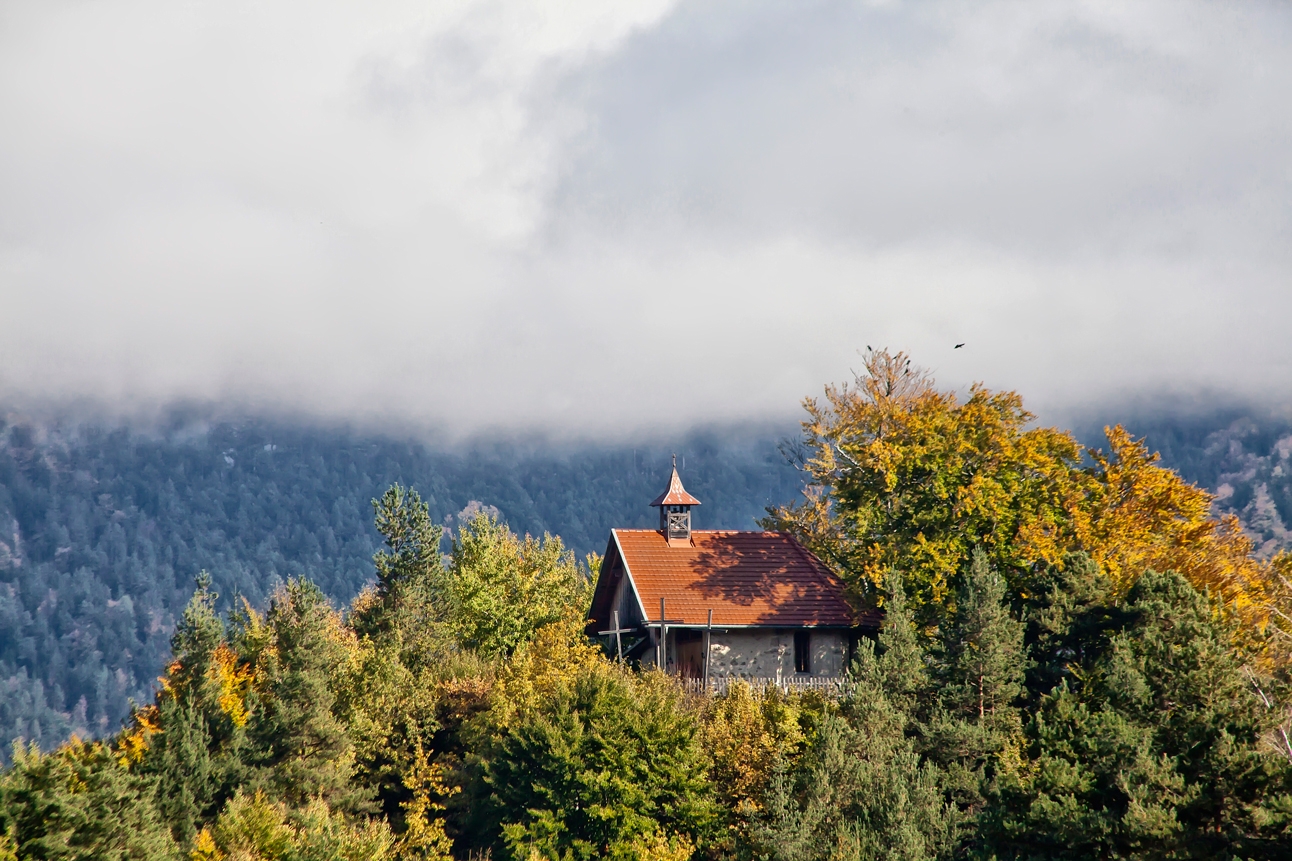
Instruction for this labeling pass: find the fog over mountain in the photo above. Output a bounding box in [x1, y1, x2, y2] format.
[3, 1, 1290, 438]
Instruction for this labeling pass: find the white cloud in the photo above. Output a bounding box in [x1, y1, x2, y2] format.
[1, 0, 1289, 438]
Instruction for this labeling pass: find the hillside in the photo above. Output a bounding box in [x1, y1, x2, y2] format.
[3, 374, 1290, 859]
[3, 406, 1291, 757]
[0, 416, 803, 753]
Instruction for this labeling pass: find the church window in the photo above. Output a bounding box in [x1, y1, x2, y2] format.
[794, 630, 811, 674]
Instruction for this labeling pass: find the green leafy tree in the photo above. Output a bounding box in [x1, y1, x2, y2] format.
[484, 667, 717, 860]
[444, 512, 592, 659]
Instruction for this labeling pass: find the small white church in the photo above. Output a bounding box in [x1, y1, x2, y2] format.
[585, 464, 876, 682]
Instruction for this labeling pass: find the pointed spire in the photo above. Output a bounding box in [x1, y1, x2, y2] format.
[651, 459, 699, 546]
[650, 458, 701, 507]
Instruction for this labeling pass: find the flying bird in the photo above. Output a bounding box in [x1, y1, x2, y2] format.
[954, 343, 965, 349]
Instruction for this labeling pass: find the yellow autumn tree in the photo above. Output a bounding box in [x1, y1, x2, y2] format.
[699, 682, 805, 815]
[1078, 426, 1283, 661]
[764, 348, 1087, 619]
[488, 612, 610, 730]
[764, 348, 1288, 665]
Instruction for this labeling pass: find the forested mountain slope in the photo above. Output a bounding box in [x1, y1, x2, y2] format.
[0, 416, 801, 754]
[5, 364, 1292, 860]
[3, 405, 1290, 758]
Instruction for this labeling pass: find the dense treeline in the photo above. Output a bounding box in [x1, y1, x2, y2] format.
[4, 352, 1292, 858]
[0, 418, 799, 755]
[4, 397, 1291, 758]
[1, 485, 1290, 858]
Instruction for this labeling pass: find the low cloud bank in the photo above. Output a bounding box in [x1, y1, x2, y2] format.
[2, 1, 1288, 438]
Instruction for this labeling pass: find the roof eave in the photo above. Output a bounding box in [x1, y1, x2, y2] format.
[612, 529, 651, 626]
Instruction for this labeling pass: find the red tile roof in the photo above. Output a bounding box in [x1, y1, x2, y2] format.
[604, 529, 870, 628]
[649, 467, 702, 507]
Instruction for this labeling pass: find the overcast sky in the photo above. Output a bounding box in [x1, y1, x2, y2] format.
[1, 0, 1289, 439]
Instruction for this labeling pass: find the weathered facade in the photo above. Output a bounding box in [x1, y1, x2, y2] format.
[586, 465, 875, 682]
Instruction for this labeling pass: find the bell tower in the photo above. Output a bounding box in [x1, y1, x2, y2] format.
[650, 456, 701, 547]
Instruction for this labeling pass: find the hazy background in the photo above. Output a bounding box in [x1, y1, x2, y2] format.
[2, 0, 1290, 437]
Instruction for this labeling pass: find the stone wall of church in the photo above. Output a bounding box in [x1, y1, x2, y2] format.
[702, 629, 849, 678]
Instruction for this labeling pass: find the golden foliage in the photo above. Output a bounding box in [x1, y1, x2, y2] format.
[194, 790, 396, 861]
[765, 349, 1086, 614]
[766, 348, 1290, 665]
[190, 828, 222, 861]
[114, 702, 161, 767]
[1079, 427, 1280, 659]
[489, 614, 610, 729]
[623, 826, 696, 861]
[700, 682, 805, 814]
[396, 740, 457, 861]
[348, 584, 382, 622]
[210, 643, 257, 728]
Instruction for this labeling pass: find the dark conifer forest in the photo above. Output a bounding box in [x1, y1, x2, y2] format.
[0, 417, 801, 751]
[2, 356, 1292, 859]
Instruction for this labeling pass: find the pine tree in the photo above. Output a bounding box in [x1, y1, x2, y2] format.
[753, 572, 958, 861]
[339, 488, 462, 838]
[940, 548, 1026, 726]
[921, 548, 1027, 829]
[150, 698, 214, 845]
[249, 579, 358, 810]
[1019, 553, 1124, 701]
[144, 574, 249, 846]
[755, 710, 957, 861]
[981, 570, 1292, 859]
[860, 570, 928, 716]
[350, 485, 446, 663]
[1103, 570, 1292, 856]
[168, 572, 224, 692]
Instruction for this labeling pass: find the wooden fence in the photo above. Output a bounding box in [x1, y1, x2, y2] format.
[679, 675, 850, 696]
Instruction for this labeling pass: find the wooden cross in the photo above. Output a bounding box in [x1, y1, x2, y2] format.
[703, 608, 713, 685]
[597, 610, 635, 663]
[642, 597, 683, 670]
